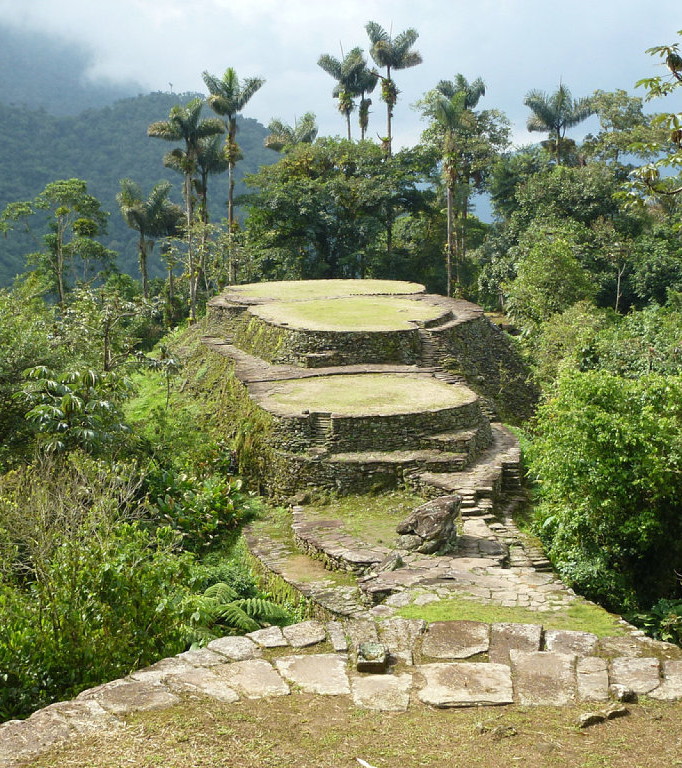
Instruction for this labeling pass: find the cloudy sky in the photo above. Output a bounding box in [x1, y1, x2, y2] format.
[0, 0, 679, 147]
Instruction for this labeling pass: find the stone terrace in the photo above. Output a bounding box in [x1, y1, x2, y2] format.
[5, 618, 681, 767]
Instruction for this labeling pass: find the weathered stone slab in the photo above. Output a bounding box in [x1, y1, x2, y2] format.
[544, 629, 598, 656]
[489, 622, 542, 664]
[378, 618, 425, 663]
[41, 699, 122, 735]
[165, 668, 240, 703]
[129, 657, 196, 683]
[649, 660, 682, 701]
[597, 635, 682, 659]
[176, 647, 228, 667]
[208, 635, 262, 660]
[327, 621, 349, 652]
[275, 653, 350, 695]
[610, 657, 660, 694]
[247, 625, 289, 648]
[282, 620, 327, 648]
[213, 659, 289, 699]
[576, 657, 609, 702]
[83, 680, 180, 715]
[0, 709, 73, 765]
[346, 618, 380, 649]
[417, 663, 513, 707]
[510, 651, 576, 705]
[351, 673, 412, 711]
[421, 621, 489, 659]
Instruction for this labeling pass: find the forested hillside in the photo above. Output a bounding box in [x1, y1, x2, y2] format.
[0, 93, 276, 284]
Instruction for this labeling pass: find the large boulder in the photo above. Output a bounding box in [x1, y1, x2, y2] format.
[396, 495, 460, 554]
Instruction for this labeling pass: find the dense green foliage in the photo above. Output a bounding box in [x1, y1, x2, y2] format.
[528, 372, 682, 611]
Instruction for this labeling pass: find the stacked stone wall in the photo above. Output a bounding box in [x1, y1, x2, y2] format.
[438, 316, 538, 423]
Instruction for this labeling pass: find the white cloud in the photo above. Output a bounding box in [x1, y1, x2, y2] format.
[0, 0, 679, 147]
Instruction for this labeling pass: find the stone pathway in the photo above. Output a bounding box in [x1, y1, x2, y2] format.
[4, 618, 681, 768]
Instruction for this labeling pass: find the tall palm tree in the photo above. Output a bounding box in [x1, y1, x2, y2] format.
[432, 90, 471, 297]
[264, 113, 318, 152]
[433, 75, 486, 297]
[202, 68, 265, 235]
[117, 179, 184, 298]
[355, 62, 378, 140]
[148, 98, 224, 319]
[436, 74, 485, 109]
[194, 134, 230, 224]
[524, 83, 594, 165]
[317, 47, 367, 140]
[365, 22, 422, 155]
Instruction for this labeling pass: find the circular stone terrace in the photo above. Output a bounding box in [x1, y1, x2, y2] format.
[263, 372, 476, 417]
[226, 278, 426, 301]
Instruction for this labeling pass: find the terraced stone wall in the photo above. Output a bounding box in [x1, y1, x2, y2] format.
[326, 404, 490, 453]
[270, 404, 491, 455]
[441, 316, 538, 423]
[272, 452, 419, 496]
[235, 315, 421, 367]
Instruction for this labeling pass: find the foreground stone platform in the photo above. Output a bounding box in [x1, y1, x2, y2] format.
[4, 619, 681, 767]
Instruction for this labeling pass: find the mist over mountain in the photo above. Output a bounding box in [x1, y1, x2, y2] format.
[0, 23, 142, 115]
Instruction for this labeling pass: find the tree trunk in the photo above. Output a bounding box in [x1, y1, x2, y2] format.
[446, 183, 454, 298]
[138, 234, 149, 299]
[184, 172, 196, 323]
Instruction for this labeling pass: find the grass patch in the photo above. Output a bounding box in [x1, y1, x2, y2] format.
[29, 693, 682, 768]
[396, 593, 626, 636]
[230, 278, 425, 300]
[269, 373, 473, 416]
[304, 489, 426, 547]
[253, 295, 444, 331]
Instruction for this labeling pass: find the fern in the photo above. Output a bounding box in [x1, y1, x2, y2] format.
[233, 598, 289, 623]
[215, 603, 261, 633]
[203, 581, 239, 603]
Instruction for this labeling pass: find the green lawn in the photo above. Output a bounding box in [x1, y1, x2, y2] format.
[397, 593, 627, 637]
[229, 278, 425, 300]
[268, 373, 474, 416]
[253, 295, 445, 331]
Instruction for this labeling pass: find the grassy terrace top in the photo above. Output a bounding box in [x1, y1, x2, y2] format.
[251, 295, 446, 331]
[228, 278, 425, 301]
[265, 373, 475, 416]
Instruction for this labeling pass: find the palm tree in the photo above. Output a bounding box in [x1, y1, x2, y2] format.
[432, 91, 470, 297]
[148, 98, 224, 319]
[317, 47, 367, 140]
[195, 135, 230, 224]
[524, 83, 594, 165]
[264, 113, 318, 152]
[436, 74, 485, 109]
[365, 22, 422, 155]
[202, 68, 265, 236]
[433, 75, 486, 297]
[355, 63, 379, 140]
[117, 179, 184, 298]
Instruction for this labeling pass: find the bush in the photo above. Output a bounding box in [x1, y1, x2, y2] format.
[0, 455, 193, 720]
[528, 370, 682, 611]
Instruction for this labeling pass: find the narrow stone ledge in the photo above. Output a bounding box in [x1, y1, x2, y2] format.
[576, 657, 610, 702]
